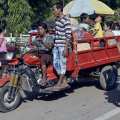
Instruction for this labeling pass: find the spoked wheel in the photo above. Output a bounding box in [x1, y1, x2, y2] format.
[0, 85, 22, 113]
[99, 65, 117, 90]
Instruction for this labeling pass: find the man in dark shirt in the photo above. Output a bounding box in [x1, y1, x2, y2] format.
[32, 23, 54, 86]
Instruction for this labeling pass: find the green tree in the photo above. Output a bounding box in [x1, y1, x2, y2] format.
[0, 0, 33, 35]
[102, 0, 120, 8]
[28, 0, 57, 24]
[28, 0, 71, 25]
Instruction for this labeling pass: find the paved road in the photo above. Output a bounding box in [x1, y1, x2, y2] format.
[0, 77, 120, 120]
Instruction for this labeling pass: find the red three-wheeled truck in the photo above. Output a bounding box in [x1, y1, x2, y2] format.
[0, 31, 120, 112]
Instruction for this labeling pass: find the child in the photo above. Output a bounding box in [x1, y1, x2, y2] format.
[93, 15, 104, 38]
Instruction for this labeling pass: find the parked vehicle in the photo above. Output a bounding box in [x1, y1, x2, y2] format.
[0, 31, 120, 112]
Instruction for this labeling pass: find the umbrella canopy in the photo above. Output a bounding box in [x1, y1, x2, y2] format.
[91, 0, 114, 15]
[70, 18, 79, 26]
[63, 1, 74, 15]
[63, 0, 114, 17]
[64, 0, 94, 17]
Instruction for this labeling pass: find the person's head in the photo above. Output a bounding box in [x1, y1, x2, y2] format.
[95, 15, 102, 23]
[80, 13, 89, 23]
[89, 14, 102, 23]
[0, 27, 4, 34]
[0, 27, 6, 36]
[52, 2, 63, 17]
[89, 14, 96, 25]
[37, 22, 48, 36]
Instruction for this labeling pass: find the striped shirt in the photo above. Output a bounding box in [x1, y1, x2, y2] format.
[55, 15, 71, 47]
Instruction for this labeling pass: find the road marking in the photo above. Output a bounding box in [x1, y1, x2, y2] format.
[94, 107, 120, 120]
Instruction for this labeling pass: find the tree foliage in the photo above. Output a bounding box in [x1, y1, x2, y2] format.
[0, 0, 120, 35]
[28, 0, 71, 26]
[102, 0, 120, 8]
[7, 0, 33, 35]
[101, 0, 120, 22]
[0, 0, 33, 35]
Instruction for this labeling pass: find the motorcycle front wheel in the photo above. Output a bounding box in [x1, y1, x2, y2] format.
[0, 84, 22, 113]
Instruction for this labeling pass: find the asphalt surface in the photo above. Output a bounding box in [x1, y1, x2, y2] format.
[0, 73, 120, 120]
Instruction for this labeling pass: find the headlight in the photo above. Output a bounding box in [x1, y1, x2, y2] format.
[5, 52, 14, 60]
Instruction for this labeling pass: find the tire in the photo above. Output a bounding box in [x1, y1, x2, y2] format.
[99, 65, 117, 90]
[0, 85, 22, 113]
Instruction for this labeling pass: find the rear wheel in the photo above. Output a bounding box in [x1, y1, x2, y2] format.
[99, 65, 117, 90]
[0, 85, 22, 113]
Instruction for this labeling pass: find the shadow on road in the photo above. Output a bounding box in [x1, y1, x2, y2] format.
[37, 77, 101, 101]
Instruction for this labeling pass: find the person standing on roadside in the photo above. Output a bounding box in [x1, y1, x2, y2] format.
[0, 20, 7, 78]
[50, 2, 71, 91]
[0, 24, 7, 67]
